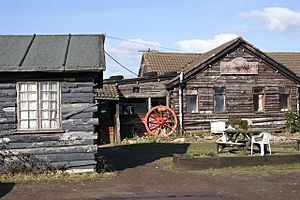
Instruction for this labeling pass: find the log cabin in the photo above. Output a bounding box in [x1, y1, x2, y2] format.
[0, 34, 105, 172]
[96, 37, 300, 143]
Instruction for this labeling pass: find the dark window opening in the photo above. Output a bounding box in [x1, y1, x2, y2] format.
[187, 95, 198, 113]
[133, 87, 140, 93]
[253, 87, 264, 112]
[279, 87, 290, 111]
[214, 87, 225, 112]
[151, 97, 166, 107]
[121, 99, 147, 115]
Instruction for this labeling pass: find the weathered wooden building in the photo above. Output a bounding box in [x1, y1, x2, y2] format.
[97, 37, 300, 143]
[0, 34, 105, 172]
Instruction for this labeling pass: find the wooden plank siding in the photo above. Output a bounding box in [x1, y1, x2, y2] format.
[0, 81, 99, 171]
[170, 46, 299, 131]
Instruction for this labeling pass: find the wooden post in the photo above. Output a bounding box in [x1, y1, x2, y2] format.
[115, 102, 121, 143]
[148, 97, 152, 110]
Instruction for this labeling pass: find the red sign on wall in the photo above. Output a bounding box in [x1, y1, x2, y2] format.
[220, 57, 258, 75]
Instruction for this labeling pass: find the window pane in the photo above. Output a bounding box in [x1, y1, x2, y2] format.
[41, 92, 50, 100]
[254, 94, 264, 111]
[20, 120, 28, 129]
[19, 83, 27, 91]
[41, 101, 49, 109]
[28, 83, 37, 91]
[29, 120, 37, 129]
[41, 120, 50, 128]
[49, 83, 57, 91]
[29, 111, 37, 119]
[40, 82, 49, 91]
[20, 92, 27, 101]
[28, 92, 37, 100]
[253, 88, 263, 94]
[51, 102, 57, 109]
[215, 94, 224, 112]
[20, 111, 28, 119]
[41, 111, 49, 119]
[29, 101, 37, 110]
[187, 95, 197, 113]
[50, 111, 57, 119]
[51, 120, 58, 128]
[215, 87, 225, 94]
[20, 102, 28, 110]
[280, 94, 289, 111]
[51, 93, 57, 100]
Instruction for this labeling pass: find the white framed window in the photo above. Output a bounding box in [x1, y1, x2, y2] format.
[17, 81, 61, 131]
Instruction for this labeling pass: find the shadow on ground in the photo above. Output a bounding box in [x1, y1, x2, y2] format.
[97, 143, 190, 171]
[0, 182, 14, 198]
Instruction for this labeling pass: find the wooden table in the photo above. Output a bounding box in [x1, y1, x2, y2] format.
[216, 129, 261, 153]
[291, 138, 300, 151]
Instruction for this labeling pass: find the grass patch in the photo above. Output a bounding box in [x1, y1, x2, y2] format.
[0, 172, 115, 185]
[190, 163, 300, 176]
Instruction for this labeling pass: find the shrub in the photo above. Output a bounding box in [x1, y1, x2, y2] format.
[0, 150, 58, 175]
[228, 116, 248, 130]
[285, 112, 300, 132]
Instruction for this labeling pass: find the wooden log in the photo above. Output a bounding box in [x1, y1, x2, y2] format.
[35, 152, 95, 162]
[63, 124, 95, 132]
[59, 131, 97, 140]
[61, 93, 94, 103]
[6, 139, 94, 149]
[0, 83, 16, 89]
[9, 145, 97, 155]
[51, 160, 97, 168]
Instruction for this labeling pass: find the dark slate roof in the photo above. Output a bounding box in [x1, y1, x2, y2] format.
[0, 34, 105, 72]
[95, 84, 119, 100]
[266, 52, 300, 75]
[139, 52, 202, 77]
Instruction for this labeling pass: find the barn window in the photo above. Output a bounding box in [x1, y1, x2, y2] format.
[187, 95, 198, 113]
[279, 87, 290, 111]
[214, 87, 225, 112]
[121, 99, 147, 115]
[17, 81, 61, 131]
[253, 87, 265, 112]
[133, 87, 140, 93]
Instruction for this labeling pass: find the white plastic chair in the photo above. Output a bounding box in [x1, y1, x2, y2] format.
[251, 132, 272, 156]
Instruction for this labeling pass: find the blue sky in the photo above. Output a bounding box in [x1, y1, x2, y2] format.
[1, 0, 300, 78]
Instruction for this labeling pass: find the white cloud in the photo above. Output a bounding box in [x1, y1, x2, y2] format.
[175, 33, 239, 53]
[104, 39, 161, 78]
[243, 7, 300, 32]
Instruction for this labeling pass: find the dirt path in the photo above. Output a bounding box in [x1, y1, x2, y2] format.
[1, 144, 300, 200]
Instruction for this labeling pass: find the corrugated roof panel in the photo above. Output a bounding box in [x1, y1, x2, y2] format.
[22, 35, 68, 67]
[66, 35, 105, 71]
[0, 35, 33, 66]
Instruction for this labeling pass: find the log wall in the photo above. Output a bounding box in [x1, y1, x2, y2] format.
[170, 46, 299, 131]
[0, 81, 98, 172]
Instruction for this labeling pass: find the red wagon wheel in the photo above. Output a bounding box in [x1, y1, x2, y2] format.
[144, 105, 178, 137]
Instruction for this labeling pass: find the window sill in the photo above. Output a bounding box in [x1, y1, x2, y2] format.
[15, 129, 65, 134]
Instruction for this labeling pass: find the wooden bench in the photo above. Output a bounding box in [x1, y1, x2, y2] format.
[216, 141, 246, 153]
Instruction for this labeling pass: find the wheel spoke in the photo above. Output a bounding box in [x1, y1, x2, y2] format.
[145, 105, 178, 136]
